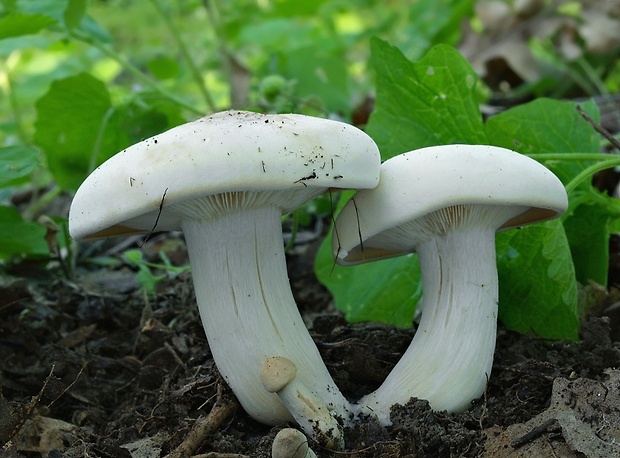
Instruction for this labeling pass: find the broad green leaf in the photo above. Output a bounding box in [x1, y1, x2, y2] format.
[399, 0, 475, 58]
[63, 0, 86, 30]
[485, 98, 600, 185]
[281, 47, 350, 113]
[315, 190, 422, 327]
[34, 73, 117, 190]
[237, 18, 320, 50]
[110, 102, 170, 147]
[316, 229, 422, 328]
[318, 41, 580, 341]
[0, 35, 54, 55]
[0, 206, 49, 257]
[0, 145, 40, 187]
[8, 0, 68, 24]
[272, 0, 330, 17]
[0, 12, 56, 39]
[147, 55, 180, 81]
[35, 73, 180, 190]
[497, 220, 578, 340]
[563, 190, 620, 286]
[486, 98, 610, 288]
[366, 38, 487, 158]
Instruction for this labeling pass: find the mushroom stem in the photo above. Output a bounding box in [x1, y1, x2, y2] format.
[262, 356, 344, 449]
[357, 205, 523, 424]
[180, 205, 351, 433]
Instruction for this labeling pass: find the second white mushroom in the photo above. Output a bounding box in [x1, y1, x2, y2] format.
[332, 144, 568, 424]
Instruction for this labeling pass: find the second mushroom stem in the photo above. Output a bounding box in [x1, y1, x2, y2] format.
[180, 205, 351, 444]
[356, 207, 519, 424]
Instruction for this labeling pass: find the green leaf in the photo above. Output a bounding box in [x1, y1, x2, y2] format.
[34, 73, 180, 190]
[34, 73, 116, 190]
[486, 98, 613, 287]
[0, 145, 40, 187]
[147, 55, 180, 81]
[319, 41, 581, 341]
[316, 229, 422, 327]
[281, 46, 350, 113]
[110, 102, 170, 147]
[0, 12, 56, 39]
[563, 190, 620, 286]
[315, 190, 422, 327]
[497, 220, 578, 340]
[485, 98, 600, 186]
[123, 249, 164, 293]
[486, 98, 600, 155]
[366, 38, 487, 158]
[398, 0, 475, 58]
[0, 206, 49, 257]
[0, 35, 54, 55]
[6, 0, 69, 25]
[238, 18, 319, 50]
[272, 0, 330, 17]
[63, 0, 86, 30]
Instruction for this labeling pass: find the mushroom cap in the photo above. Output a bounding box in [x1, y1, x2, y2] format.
[333, 144, 568, 265]
[272, 428, 317, 458]
[69, 110, 380, 240]
[261, 356, 297, 393]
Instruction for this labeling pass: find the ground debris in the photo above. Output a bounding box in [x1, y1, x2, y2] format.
[2, 232, 620, 457]
[482, 369, 620, 457]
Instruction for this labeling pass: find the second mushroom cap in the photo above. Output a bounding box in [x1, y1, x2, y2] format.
[333, 144, 569, 264]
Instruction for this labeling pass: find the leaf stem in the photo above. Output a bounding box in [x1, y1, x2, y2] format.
[89, 106, 115, 173]
[528, 153, 618, 161]
[70, 31, 203, 116]
[565, 158, 620, 194]
[23, 186, 63, 220]
[203, 0, 235, 105]
[1, 54, 28, 144]
[147, 0, 216, 111]
[574, 56, 608, 96]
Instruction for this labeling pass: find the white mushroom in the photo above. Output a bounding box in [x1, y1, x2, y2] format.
[262, 356, 343, 449]
[69, 110, 380, 439]
[272, 428, 317, 458]
[332, 144, 568, 424]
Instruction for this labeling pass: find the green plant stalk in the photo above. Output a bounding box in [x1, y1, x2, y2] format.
[528, 153, 619, 161]
[148, 0, 216, 111]
[543, 45, 599, 96]
[283, 210, 301, 252]
[22, 186, 63, 220]
[89, 106, 116, 173]
[574, 56, 608, 96]
[203, 0, 234, 103]
[1, 56, 28, 144]
[70, 31, 203, 116]
[564, 158, 620, 193]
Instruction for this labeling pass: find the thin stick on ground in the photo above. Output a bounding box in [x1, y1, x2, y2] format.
[165, 383, 239, 458]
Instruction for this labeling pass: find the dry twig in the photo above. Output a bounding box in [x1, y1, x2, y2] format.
[165, 384, 239, 458]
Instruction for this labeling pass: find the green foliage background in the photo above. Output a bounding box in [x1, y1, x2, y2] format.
[2, 0, 620, 340]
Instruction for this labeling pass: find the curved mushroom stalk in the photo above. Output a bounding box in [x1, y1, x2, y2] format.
[262, 356, 344, 450]
[68, 110, 381, 438]
[179, 203, 352, 437]
[357, 205, 525, 423]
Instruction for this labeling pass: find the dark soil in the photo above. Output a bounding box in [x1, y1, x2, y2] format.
[2, 229, 620, 458]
